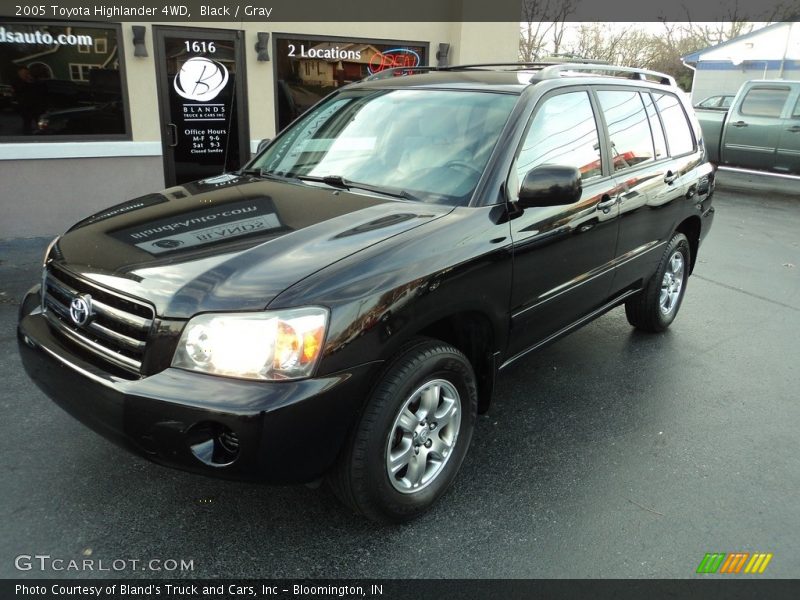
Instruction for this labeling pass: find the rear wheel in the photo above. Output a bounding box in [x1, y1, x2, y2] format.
[329, 338, 477, 522]
[625, 232, 691, 332]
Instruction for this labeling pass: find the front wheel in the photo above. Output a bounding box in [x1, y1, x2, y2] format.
[328, 339, 477, 522]
[625, 232, 691, 332]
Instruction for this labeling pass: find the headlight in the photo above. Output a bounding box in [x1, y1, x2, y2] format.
[172, 307, 329, 381]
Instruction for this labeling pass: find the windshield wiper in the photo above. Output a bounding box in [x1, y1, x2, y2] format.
[238, 167, 298, 183]
[296, 174, 419, 202]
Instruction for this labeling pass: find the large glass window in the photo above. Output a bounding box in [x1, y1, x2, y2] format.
[0, 22, 128, 139]
[274, 35, 427, 131]
[513, 90, 602, 190]
[654, 92, 695, 157]
[739, 86, 791, 118]
[597, 90, 655, 172]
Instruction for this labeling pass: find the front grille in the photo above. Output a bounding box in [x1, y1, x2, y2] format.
[42, 265, 154, 375]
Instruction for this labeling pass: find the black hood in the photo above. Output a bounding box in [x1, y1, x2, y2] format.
[52, 174, 452, 318]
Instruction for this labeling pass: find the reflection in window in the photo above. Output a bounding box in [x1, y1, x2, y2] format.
[256, 89, 517, 203]
[597, 90, 655, 172]
[641, 92, 667, 160]
[740, 87, 790, 118]
[654, 93, 695, 157]
[0, 22, 126, 138]
[514, 91, 602, 188]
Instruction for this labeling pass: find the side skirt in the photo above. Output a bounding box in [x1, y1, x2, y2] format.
[498, 288, 640, 371]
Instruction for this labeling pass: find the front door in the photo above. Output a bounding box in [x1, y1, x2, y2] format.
[153, 27, 249, 187]
[723, 84, 791, 171]
[506, 89, 620, 359]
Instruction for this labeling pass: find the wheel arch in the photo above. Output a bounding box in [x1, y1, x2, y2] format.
[675, 216, 702, 274]
[415, 310, 498, 414]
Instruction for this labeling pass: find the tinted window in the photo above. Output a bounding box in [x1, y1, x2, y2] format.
[255, 88, 517, 204]
[697, 96, 721, 108]
[513, 90, 602, 189]
[597, 90, 655, 172]
[740, 87, 790, 118]
[654, 93, 695, 157]
[274, 36, 428, 131]
[0, 22, 127, 139]
[641, 92, 667, 160]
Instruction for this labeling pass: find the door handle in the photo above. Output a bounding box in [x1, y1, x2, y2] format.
[596, 194, 617, 214]
[167, 123, 178, 147]
[786, 125, 800, 133]
[664, 170, 678, 185]
[731, 121, 748, 128]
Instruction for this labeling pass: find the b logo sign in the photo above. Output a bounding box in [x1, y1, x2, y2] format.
[174, 57, 229, 101]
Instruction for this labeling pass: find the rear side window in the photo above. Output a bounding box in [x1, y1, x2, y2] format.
[740, 87, 790, 118]
[654, 93, 695, 157]
[791, 96, 800, 119]
[513, 90, 602, 187]
[597, 90, 655, 172]
[641, 92, 668, 160]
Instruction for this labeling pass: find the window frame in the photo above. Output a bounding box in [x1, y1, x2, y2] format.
[507, 85, 610, 200]
[0, 20, 132, 143]
[594, 88, 660, 174]
[738, 86, 792, 119]
[93, 37, 108, 54]
[651, 89, 697, 159]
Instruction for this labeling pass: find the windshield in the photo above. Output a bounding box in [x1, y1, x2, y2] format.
[250, 88, 518, 204]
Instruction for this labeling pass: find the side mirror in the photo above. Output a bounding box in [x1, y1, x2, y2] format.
[517, 165, 582, 208]
[256, 138, 271, 154]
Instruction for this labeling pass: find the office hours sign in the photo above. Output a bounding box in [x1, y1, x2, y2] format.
[156, 29, 246, 186]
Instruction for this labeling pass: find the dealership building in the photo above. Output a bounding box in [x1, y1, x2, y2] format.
[0, 14, 517, 237]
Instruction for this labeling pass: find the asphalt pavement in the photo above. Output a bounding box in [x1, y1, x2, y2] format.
[0, 177, 798, 579]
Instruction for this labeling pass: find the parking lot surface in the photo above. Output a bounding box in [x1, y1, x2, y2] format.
[1, 177, 798, 579]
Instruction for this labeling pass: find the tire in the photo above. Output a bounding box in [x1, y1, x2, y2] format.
[625, 232, 691, 333]
[328, 338, 478, 523]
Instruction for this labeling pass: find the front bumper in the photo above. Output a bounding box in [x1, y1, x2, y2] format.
[17, 288, 379, 483]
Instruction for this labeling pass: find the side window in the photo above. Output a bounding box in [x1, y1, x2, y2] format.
[739, 87, 790, 118]
[654, 93, 695, 157]
[512, 90, 602, 196]
[721, 96, 734, 109]
[641, 92, 668, 160]
[792, 96, 800, 119]
[597, 90, 655, 172]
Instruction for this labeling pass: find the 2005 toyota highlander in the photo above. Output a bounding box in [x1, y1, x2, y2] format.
[18, 63, 715, 522]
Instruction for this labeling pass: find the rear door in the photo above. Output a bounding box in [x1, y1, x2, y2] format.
[723, 84, 792, 170]
[594, 88, 692, 293]
[506, 88, 620, 358]
[776, 90, 800, 174]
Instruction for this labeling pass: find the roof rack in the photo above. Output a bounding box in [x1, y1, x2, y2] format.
[360, 62, 677, 87]
[537, 63, 676, 86]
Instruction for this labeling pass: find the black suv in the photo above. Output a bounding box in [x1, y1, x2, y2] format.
[17, 63, 715, 522]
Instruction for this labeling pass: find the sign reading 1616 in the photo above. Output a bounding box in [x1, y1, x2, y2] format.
[185, 41, 216, 54]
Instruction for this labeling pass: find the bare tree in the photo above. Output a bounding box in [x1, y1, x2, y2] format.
[519, 0, 576, 61]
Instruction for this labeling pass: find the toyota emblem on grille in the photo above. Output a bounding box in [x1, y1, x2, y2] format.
[69, 294, 93, 326]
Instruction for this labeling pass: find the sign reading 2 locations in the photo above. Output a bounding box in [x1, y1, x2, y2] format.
[275, 35, 427, 130]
